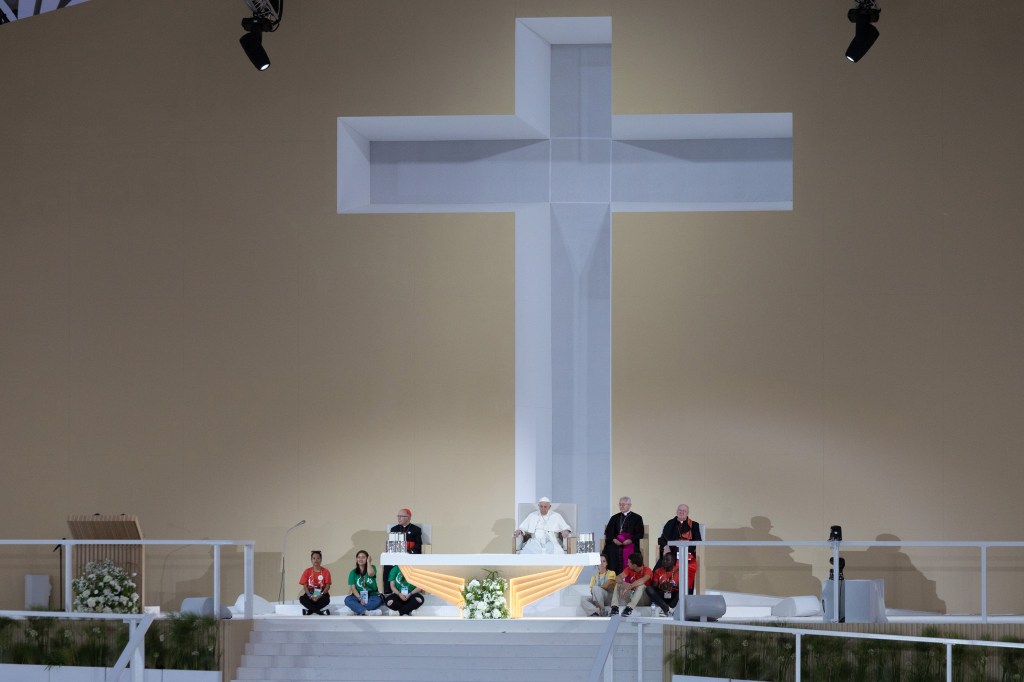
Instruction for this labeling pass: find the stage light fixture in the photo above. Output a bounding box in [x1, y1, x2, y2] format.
[240, 0, 283, 71]
[846, 0, 880, 63]
[240, 26, 271, 71]
[828, 525, 843, 542]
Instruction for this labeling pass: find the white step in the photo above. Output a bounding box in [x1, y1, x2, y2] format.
[232, 617, 662, 682]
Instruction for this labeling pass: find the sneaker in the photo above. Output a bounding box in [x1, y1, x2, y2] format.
[588, 612, 601, 617]
[622, 607, 633, 617]
[609, 606, 619, 616]
[302, 609, 310, 616]
[660, 608, 671, 618]
[316, 610, 328, 616]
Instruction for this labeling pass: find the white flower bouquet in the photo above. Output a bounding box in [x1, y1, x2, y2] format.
[72, 558, 141, 614]
[459, 569, 508, 619]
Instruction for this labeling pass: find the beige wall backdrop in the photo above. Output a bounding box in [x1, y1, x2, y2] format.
[1, 0, 1022, 614]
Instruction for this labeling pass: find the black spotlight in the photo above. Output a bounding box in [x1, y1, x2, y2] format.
[240, 26, 271, 71]
[240, 0, 283, 71]
[846, 1, 880, 62]
[828, 525, 843, 542]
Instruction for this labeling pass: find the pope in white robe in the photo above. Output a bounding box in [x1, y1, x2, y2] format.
[515, 497, 572, 554]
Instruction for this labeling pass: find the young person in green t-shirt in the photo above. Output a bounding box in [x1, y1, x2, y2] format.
[344, 550, 382, 615]
[384, 566, 425, 616]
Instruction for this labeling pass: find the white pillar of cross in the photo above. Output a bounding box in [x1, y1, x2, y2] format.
[338, 16, 791, 540]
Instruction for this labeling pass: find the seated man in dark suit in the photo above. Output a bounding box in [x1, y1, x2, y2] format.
[657, 503, 701, 594]
[382, 507, 422, 596]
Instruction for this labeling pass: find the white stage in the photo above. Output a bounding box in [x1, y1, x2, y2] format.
[250, 584, 1024, 625]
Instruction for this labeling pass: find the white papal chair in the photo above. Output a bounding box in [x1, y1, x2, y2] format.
[514, 502, 577, 553]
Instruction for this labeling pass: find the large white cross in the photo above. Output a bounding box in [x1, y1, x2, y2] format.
[338, 17, 791, 539]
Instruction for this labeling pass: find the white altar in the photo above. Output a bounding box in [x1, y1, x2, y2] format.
[381, 552, 600, 618]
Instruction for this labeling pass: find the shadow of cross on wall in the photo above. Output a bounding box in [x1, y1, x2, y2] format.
[338, 16, 792, 542]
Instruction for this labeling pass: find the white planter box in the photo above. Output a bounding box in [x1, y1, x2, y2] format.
[0, 664, 219, 682]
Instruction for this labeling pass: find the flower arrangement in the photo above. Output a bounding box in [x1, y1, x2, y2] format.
[460, 569, 508, 619]
[72, 558, 141, 614]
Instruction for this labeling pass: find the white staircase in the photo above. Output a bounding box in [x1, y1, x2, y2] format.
[232, 616, 664, 682]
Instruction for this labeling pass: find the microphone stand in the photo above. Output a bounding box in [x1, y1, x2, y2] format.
[277, 520, 305, 604]
[53, 539, 65, 610]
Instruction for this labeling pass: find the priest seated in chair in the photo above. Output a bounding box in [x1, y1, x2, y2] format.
[514, 497, 572, 554]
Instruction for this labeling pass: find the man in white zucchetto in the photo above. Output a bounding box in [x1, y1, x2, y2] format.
[514, 497, 572, 554]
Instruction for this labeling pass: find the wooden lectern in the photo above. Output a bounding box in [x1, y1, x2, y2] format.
[67, 514, 144, 611]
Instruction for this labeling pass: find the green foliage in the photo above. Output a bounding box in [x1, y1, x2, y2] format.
[803, 632, 852, 681]
[145, 612, 219, 670]
[666, 627, 1024, 682]
[0, 613, 218, 671]
[0, 618, 123, 667]
[666, 628, 796, 682]
[844, 635, 942, 682]
[997, 637, 1024, 682]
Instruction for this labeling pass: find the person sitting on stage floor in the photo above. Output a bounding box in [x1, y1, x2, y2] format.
[344, 550, 383, 615]
[609, 551, 652, 617]
[644, 552, 680, 617]
[581, 554, 617, 617]
[298, 550, 332, 616]
[384, 566, 425, 616]
[657, 502, 701, 595]
[383, 507, 423, 595]
[514, 497, 571, 554]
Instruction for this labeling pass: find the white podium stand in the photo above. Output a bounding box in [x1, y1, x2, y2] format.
[25, 574, 51, 610]
[822, 579, 886, 623]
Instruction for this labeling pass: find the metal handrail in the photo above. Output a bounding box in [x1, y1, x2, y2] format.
[616, 615, 1024, 682]
[668, 538, 1024, 623]
[0, 611, 153, 682]
[0, 538, 256, 619]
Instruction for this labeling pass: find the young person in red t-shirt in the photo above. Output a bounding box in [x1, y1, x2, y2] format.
[645, 552, 680, 617]
[609, 552, 652, 617]
[298, 550, 332, 615]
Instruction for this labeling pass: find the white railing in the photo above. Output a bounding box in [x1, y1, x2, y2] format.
[0, 538, 255, 619]
[0, 610, 154, 682]
[670, 538, 1024, 623]
[1, 539, 253, 681]
[604, 616, 1024, 682]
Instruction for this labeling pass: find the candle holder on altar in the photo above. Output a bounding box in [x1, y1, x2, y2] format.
[386, 532, 408, 554]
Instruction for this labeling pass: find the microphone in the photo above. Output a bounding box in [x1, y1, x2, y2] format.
[278, 520, 306, 603]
